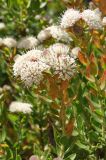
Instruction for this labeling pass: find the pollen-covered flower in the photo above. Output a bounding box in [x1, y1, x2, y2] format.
[0, 22, 6, 30]
[60, 9, 81, 29]
[13, 49, 49, 86]
[9, 101, 32, 114]
[102, 17, 106, 26]
[81, 9, 102, 29]
[44, 43, 76, 80]
[3, 37, 17, 48]
[17, 36, 38, 49]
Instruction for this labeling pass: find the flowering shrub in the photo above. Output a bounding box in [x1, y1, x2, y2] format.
[0, 0, 106, 160]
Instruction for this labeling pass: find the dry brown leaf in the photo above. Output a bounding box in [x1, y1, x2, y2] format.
[65, 119, 75, 136]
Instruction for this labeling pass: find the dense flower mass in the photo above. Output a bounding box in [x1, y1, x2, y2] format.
[9, 101, 32, 114]
[60, 9, 81, 28]
[44, 43, 76, 80]
[17, 36, 38, 49]
[13, 43, 77, 85]
[13, 49, 49, 86]
[81, 9, 102, 29]
[60, 8, 103, 30]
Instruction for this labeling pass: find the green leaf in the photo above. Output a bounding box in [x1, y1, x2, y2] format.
[75, 141, 90, 152]
[65, 153, 76, 160]
[16, 155, 22, 160]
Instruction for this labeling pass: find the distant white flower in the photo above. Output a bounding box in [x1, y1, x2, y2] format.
[81, 9, 102, 29]
[0, 38, 3, 46]
[49, 25, 73, 42]
[44, 43, 76, 80]
[35, 15, 41, 20]
[13, 49, 49, 86]
[9, 101, 32, 114]
[71, 47, 81, 58]
[0, 22, 6, 30]
[3, 85, 12, 92]
[60, 9, 81, 28]
[29, 155, 39, 160]
[102, 17, 106, 26]
[3, 37, 17, 48]
[17, 36, 38, 49]
[37, 28, 51, 42]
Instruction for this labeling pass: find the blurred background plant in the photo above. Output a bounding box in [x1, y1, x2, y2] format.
[0, 0, 106, 160]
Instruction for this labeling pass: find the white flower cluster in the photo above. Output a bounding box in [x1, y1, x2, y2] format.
[61, 9, 81, 29]
[17, 36, 38, 49]
[13, 49, 49, 86]
[37, 28, 51, 42]
[44, 43, 76, 80]
[37, 25, 72, 43]
[61, 8, 104, 30]
[2, 37, 17, 48]
[13, 43, 79, 86]
[49, 25, 73, 42]
[9, 101, 32, 114]
[13, 8, 103, 86]
[0, 36, 38, 49]
[81, 9, 102, 29]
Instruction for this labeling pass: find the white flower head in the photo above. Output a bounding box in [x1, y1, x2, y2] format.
[81, 9, 102, 29]
[44, 43, 76, 80]
[71, 47, 81, 58]
[3, 37, 17, 48]
[48, 43, 69, 56]
[102, 17, 106, 26]
[37, 28, 51, 42]
[0, 22, 6, 30]
[48, 25, 73, 42]
[9, 101, 32, 114]
[60, 9, 81, 28]
[17, 36, 38, 49]
[13, 49, 49, 86]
